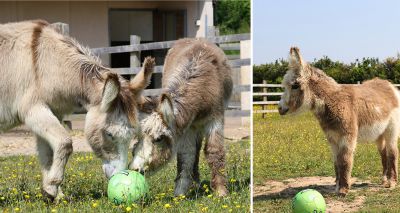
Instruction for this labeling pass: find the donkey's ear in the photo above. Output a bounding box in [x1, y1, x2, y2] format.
[100, 72, 120, 112]
[138, 96, 158, 114]
[130, 57, 155, 94]
[289, 47, 308, 76]
[158, 93, 175, 125]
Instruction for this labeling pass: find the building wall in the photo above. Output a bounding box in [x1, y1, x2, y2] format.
[0, 1, 214, 65]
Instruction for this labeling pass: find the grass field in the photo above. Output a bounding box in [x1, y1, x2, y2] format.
[254, 110, 400, 212]
[0, 140, 250, 213]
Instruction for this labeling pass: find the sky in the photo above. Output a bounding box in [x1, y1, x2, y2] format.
[253, 0, 400, 65]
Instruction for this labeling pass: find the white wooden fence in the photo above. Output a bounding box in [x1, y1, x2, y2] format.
[51, 23, 251, 127]
[253, 82, 400, 116]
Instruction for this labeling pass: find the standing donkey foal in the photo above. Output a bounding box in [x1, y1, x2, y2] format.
[130, 38, 233, 197]
[0, 20, 154, 202]
[278, 47, 400, 196]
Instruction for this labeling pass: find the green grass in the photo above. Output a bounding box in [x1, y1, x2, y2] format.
[254, 110, 400, 212]
[0, 140, 250, 212]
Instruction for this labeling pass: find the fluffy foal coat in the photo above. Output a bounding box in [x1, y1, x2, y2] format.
[0, 20, 154, 201]
[130, 38, 233, 196]
[278, 47, 400, 196]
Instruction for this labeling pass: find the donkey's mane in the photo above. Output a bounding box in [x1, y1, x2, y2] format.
[60, 36, 107, 83]
[58, 32, 139, 126]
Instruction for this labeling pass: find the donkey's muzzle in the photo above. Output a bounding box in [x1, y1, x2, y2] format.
[278, 106, 289, 115]
[132, 167, 145, 175]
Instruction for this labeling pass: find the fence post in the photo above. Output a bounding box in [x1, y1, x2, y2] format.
[240, 40, 251, 126]
[51, 22, 72, 130]
[130, 35, 141, 79]
[262, 80, 267, 118]
[51, 22, 69, 35]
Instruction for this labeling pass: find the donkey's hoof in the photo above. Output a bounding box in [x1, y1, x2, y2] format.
[174, 179, 192, 196]
[337, 188, 349, 197]
[385, 181, 397, 188]
[143, 57, 155, 70]
[54, 188, 65, 204]
[216, 186, 229, 197]
[41, 188, 56, 203]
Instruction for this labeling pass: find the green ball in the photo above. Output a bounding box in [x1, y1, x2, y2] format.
[292, 189, 326, 213]
[107, 170, 149, 205]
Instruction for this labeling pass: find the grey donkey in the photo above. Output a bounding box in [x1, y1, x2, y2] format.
[0, 20, 155, 202]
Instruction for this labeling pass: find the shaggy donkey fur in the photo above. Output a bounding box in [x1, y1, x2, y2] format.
[130, 38, 233, 197]
[0, 20, 154, 202]
[279, 47, 400, 196]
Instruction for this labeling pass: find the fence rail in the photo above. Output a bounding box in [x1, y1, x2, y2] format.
[92, 34, 250, 55]
[112, 58, 250, 75]
[61, 31, 251, 127]
[254, 83, 400, 114]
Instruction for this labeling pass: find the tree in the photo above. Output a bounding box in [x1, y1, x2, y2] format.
[214, 0, 251, 35]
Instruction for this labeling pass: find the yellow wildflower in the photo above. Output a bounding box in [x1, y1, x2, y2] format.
[164, 204, 171, 208]
[125, 206, 132, 212]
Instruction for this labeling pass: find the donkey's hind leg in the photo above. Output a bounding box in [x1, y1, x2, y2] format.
[204, 117, 228, 197]
[175, 128, 199, 196]
[25, 104, 73, 202]
[383, 125, 399, 188]
[328, 142, 339, 191]
[376, 135, 388, 186]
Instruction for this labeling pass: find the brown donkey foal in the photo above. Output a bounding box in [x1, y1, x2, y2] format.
[278, 47, 400, 196]
[130, 38, 233, 197]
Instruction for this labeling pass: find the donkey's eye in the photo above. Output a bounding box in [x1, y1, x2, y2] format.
[105, 131, 113, 139]
[154, 136, 165, 143]
[291, 83, 300, 90]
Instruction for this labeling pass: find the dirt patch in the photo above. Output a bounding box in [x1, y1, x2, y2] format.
[0, 129, 90, 157]
[0, 118, 249, 157]
[254, 176, 385, 212]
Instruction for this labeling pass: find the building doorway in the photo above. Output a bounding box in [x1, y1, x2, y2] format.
[109, 9, 186, 88]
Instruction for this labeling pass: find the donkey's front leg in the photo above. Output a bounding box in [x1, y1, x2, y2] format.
[25, 105, 73, 202]
[205, 118, 228, 197]
[192, 132, 203, 184]
[174, 129, 198, 196]
[336, 136, 357, 196]
[329, 143, 339, 191]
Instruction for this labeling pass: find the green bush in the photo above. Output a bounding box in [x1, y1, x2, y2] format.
[254, 56, 400, 84]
